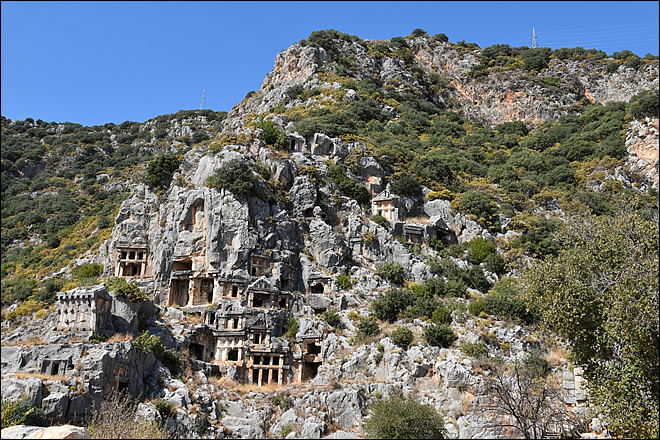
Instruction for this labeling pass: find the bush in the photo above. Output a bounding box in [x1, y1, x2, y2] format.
[323, 309, 343, 329]
[285, 317, 299, 341]
[390, 326, 414, 349]
[327, 164, 371, 205]
[467, 237, 496, 264]
[357, 316, 381, 339]
[460, 342, 489, 358]
[484, 252, 506, 275]
[372, 288, 414, 322]
[272, 392, 294, 412]
[1, 399, 48, 429]
[132, 331, 181, 374]
[258, 119, 287, 150]
[105, 277, 147, 302]
[336, 274, 353, 290]
[89, 332, 109, 343]
[483, 286, 537, 324]
[146, 154, 180, 189]
[424, 324, 456, 347]
[363, 392, 446, 439]
[468, 298, 486, 316]
[87, 391, 169, 439]
[375, 262, 405, 285]
[207, 159, 257, 201]
[153, 399, 175, 419]
[371, 214, 389, 229]
[390, 172, 422, 198]
[74, 262, 104, 281]
[431, 305, 452, 325]
[521, 352, 550, 378]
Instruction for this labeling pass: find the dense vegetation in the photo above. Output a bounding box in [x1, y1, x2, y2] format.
[1, 110, 226, 316]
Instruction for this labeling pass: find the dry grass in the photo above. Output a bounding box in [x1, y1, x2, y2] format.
[230, 381, 283, 394]
[14, 372, 70, 381]
[207, 375, 228, 390]
[544, 345, 567, 368]
[107, 333, 133, 343]
[2, 336, 45, 346]
[405, 216, 430, 224]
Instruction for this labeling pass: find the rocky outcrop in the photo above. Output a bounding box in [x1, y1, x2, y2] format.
[625, 117, 659, 190]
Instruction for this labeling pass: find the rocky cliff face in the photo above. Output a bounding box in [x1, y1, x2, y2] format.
[224, 34, 658, 131]
[626, 117, 659, 189]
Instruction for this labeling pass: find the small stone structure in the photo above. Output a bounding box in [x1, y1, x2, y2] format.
[371, 189, 400, 222]
[114, 245, 152, 278]
[56, 285, 113, 335]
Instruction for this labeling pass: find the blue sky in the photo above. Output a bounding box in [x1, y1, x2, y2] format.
[2, 1, 658, 126]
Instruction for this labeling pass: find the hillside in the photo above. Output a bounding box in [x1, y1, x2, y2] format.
[1, 29, 658, 439]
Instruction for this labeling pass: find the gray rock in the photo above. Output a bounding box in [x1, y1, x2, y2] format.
[222, 415, 265, 439]
[301, 417, 325, 439]
[41, 392, 69, 422]
[1, 377, 43, 407]
[305, 294, 332, 311]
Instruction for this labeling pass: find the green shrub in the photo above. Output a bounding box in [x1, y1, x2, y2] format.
[460, 341, 489, 358]
[445, 279, 468, 298]
[357, 316, 380, 340]
[468, 298, 486, 316]
[89, 332, 109, 343]
[1, 399, 48, 429]
[390, 173, 422, 198]
[206, 159, 257, 201]
[521, 352, 551, 378]
[390, 326, 414, 349]
[467, 237, 496, 264]
[132, 331, 182, 374]
[405, 294, 441, 320]
[272, 392, 294, 412]
[74, 262, 104, 281]
[146, 154, 180, 189]
[372, 288, 414, 322]
[153, 399, 175, 419]
[371, 214, 389, 229]
[105, 277, 147, 302]
[375, 262, 405, 285]
[363, 392, 446, 439]
[323, 309, 343, 328]
[336, 274, 353, 290]
[285, 317, 299, 341]
[483, 282, 538, 324]
[424, 324, 456, 347]
[484, 252, 506, 275]
[327, 164, 371, 205]
[258, 119, 287, 150]
[431, 305, 452, 325]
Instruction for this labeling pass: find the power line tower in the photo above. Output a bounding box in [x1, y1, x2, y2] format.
[531, 28, 538, 48]
[200, 89, 207, 110]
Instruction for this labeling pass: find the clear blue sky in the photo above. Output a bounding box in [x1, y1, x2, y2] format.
[2, 1, 658, 126]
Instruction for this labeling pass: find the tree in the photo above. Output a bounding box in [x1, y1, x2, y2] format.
[364, 392, 446, 439]
[478, 360, 579, 439]
[145, 154, 180, 189]
[372, 288, 413, 322]
[521, 202, 659, 438]
[390, 326, 413, 349]
[423, 324, 456, 347]
[206, 159, 257, 201]
[375, 261, 405, 286]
